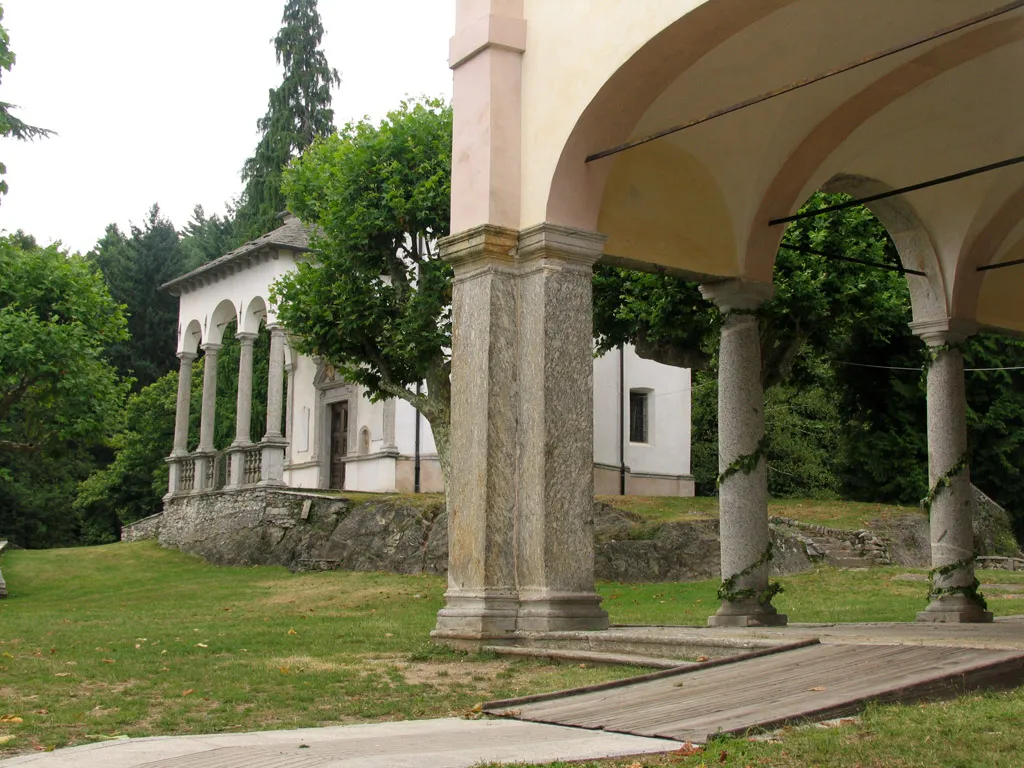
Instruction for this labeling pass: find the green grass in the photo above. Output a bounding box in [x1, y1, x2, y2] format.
[0, 543, 1021, 762]
[598, 496, 923, 531]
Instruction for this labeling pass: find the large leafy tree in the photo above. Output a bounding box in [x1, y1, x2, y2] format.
[274, 98, 453, 486]
[0, 4, 52, 200]
[237, 0, 340, 239]
[0, 235, 129, 546]
[89, 205, 187, 389]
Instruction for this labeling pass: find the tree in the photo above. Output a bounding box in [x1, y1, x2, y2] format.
[237, 0, 340, 239]
[89, 205, 187, 389]
[274, 98, 453, 488]
[180, 204, 240, 272]
[0, 235, 129, 546]
[0, 4, 53, 200]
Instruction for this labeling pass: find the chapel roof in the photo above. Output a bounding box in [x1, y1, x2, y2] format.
[160, 213, 311, 296]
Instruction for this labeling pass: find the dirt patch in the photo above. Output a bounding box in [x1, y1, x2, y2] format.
[396, 659, 506, 688]
[257, 581, 397, 610]
[268, 656, 352, 673]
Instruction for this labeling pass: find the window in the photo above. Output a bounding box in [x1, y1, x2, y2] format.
[629, 390, 649, 443]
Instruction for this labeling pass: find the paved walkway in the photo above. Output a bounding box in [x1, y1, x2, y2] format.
[0, 718, 678, 768]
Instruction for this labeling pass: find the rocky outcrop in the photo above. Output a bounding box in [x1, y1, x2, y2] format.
[129, 486, 1019, 583]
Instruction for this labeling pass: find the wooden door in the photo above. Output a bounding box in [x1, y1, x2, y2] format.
[329, 401, 349, 489]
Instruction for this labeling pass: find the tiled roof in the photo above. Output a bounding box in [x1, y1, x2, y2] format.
[160, 216, 311, 295]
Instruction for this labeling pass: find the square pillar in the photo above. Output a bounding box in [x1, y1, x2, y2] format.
[514, 224, 609, 632]
[433, 226, 522, 641]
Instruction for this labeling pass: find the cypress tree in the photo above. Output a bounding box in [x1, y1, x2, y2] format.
[237, 0, 340, 239]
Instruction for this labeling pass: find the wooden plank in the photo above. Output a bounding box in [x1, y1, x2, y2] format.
[492, 643, 1024, 744]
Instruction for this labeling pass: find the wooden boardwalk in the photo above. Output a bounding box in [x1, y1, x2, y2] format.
[484, 640, 1024, 744]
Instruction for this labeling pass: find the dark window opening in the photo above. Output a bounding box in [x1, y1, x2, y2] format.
[629, 390, 648, 443]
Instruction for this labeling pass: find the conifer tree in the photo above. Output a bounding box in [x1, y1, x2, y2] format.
[237, 0, 340, 239]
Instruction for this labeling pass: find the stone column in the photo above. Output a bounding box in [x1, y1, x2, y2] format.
[699, 279, 785, 627]
[167, 351, 196, 495]
[261, 325, 287, 485]
[911, 319, 991, 623]
[284, 358, 295, 463]
[433, 225, 522, 642]
[382, 399, 398, 452]
[226, 332, 257, 489]
[195, 342, 221, 491]
[514, 224, 609, 632]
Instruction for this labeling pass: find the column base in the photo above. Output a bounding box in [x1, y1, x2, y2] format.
[432, 590, 520, 642]
[516, 590, 610, 633]
[917, 595, 993, 623]
[708, 598, 788, 627]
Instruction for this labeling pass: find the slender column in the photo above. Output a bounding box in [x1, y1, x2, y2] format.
[912, 319, 992, 623]
[264, 326, 286, 440]
[284, 358, 295, 463]
[433, 225, 522, 641]
[197, 343, 221, 452]
[171, 351, 197, 457]
[195, 343, 221, 492]
[260, 325, 287, 485]
[382, 399, 398, 452]
[514, 224, 609, 632]
[167, 350, 197, 495]
[232, 332, 257, 446]
[699, 279, 785, 627]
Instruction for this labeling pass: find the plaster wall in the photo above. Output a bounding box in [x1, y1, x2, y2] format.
[176, 251, 299, 353]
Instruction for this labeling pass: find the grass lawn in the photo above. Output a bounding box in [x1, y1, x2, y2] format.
[0, 542, 1021, 764]
[598, 495, 923, 531]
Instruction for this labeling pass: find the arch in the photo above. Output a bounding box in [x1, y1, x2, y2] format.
[545, 0, 791, 234]
[746, 14, 1024, 283]
[179, 318, 204, 355]
[820, 174, 946, 323]
[241, 295, 268, 335]
[205, 298, 240, 346]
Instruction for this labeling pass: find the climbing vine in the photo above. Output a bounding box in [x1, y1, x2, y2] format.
[928, 555, 987, 610]
[920, 453, 968, 514]
[920, 342, 964, 377]
[717, 437, 768, 488]
[717, 542, 784, 604]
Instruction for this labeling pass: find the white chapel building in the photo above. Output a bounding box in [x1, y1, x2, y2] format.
[161, 216, 694, 498]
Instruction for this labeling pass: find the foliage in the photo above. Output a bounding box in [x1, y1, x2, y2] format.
[88, 205, 188, 389]
[237, 0, 340, 238]
[0, 235, 129, 546]
[179, 204, 240, 272]
[0, 4, 53, 200]
[275, 98, 453, 481]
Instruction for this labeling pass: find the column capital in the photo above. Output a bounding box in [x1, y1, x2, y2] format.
[441, 224, 519, 276]
[177, 350, 197, 363]
[235, 331, 258, 344]
[699, 278, 774, 313]
[267, 324, 287, 336]
[201, 342, 222, 355]
[517, 223, 606, 269]
[909, 317, 978, 347]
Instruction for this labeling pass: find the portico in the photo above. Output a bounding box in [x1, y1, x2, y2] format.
[438, 0, 1024, 635]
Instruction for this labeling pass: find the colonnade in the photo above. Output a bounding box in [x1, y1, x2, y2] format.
[433, 225, 990, 642]
[166, 325, 289, 495]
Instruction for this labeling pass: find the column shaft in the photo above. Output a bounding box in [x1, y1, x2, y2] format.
[171, 352, 196, 456]
[264, 326, 286, 440]
[700, 280, 785, 627]
[198, 344, 220, 453]
[514, 224, 608, 632]
[914, 323, 991, 623]
[233, 332, 257, 445]
[433, 226, 521, 641]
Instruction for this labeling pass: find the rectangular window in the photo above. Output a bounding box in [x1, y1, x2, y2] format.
[629, 390, 648, 443]
[299, 406, 310, 452]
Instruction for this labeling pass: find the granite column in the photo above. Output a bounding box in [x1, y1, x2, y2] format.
[195, 343, 221, 491]
[167, 350, 196, 495]
[912, 319, 991, 623]
[699, 279, 785, 627]
[261, 325, 287, 485]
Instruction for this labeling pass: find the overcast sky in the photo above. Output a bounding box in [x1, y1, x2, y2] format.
[0, 0, 455, 254]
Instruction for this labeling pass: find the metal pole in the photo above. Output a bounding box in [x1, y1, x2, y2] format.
[619, 344, 626, 496]
[414, 381, 421, 494]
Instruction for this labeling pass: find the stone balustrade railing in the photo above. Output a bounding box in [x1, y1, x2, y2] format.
[168, 441, 286, 496]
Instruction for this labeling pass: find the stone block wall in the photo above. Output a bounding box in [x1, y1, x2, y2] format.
[121, 512, 164, 542]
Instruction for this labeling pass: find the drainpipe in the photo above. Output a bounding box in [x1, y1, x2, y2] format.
[414, 381, 422, 493]
[619, 344, 626, 496]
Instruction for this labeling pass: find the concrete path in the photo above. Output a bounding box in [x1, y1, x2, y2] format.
[0, 717, 679, 768]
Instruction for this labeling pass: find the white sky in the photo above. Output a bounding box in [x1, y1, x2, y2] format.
[0, 0, 455, 254]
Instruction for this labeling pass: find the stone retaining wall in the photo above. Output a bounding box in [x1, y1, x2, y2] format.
[121, 513, 164, 542]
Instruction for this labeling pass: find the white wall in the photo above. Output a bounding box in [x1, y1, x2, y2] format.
[593, 345, 691, 478]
